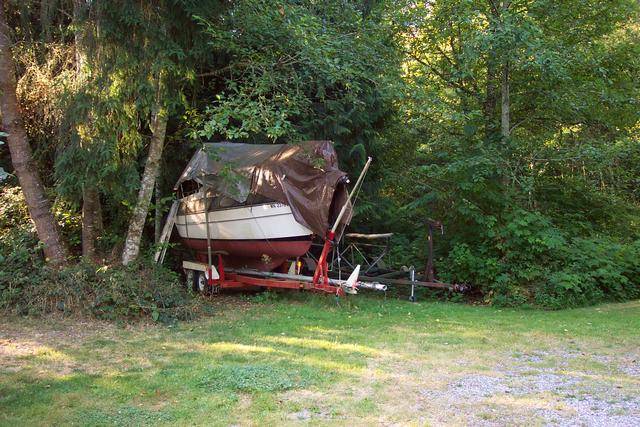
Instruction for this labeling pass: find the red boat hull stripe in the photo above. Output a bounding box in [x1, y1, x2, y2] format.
[181, 237, 312, 271]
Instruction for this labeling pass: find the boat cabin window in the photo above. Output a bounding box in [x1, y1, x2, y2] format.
[178, 192, 276, 215]
[178, 180, 200, 198]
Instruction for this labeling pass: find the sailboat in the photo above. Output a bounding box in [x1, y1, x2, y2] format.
[173, 141, 351, 271]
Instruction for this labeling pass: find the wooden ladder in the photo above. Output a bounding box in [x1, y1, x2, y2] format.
[154, 200, 179, 264]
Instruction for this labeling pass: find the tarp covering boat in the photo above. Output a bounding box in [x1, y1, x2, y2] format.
[174, 141, 352, 237]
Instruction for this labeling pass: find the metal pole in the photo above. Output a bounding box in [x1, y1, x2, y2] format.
[409, 266, 416, 302]
[424, 218, 443, 280]
[313, 157, 372, 287]
[331, 157, 372, 234]
[337, 240, 342, 282]
[204, 196, 213, 284]
[426, 223, 434, 281]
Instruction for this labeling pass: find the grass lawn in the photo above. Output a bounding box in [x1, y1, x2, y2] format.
[1, 293, 639, 426]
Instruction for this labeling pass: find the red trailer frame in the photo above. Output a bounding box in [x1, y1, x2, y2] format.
[188, 234, 352, 296]
[183, 223, 463, 298]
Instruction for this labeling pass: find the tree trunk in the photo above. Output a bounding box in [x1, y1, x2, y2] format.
[74, 0, 102, 261]
[501, 61, 510, 138]
[154, 180, 161, 244]
[81, 187, 99, 259]
[500, 0, 510, 139]
[121, 75, 168, 265]
[0, 3, 67, 265]
[40, 0, 56, 43]
[484, 59, 498, 139]
[73, 0, 89, 74]
[95, 195, 103, 233]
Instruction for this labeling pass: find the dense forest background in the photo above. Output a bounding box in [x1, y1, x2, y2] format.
[1, 0, 639, 318]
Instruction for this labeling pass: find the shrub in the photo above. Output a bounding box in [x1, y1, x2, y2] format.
[2, 259, 205, 323]
[441, 208, 640, 309]
[0, 229, 47, 309]
[0, 184, 203, 323]
[0, 186, 33, 235]
[0, 229, 203, 323]
[534, 238, 640, 309]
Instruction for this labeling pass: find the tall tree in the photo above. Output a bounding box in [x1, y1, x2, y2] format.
[0, 1, 67, 265]
[67, 0, 223, 265]
[121, 72, 168, 265]
[197, 0, 397, 147]
[499, 0, 510, 139]
[73, 0, 101, 260]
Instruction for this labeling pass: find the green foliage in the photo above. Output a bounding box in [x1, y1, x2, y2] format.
[0, 229, 44, 307]
[535, 239, 640, 309]
[249, 290, 282, 304]
[439, 213, 640, 309]
[368, 0, 640, 308]
[195, 0, 399, 144]
[0, 187, 201, 322]
[0, 185, 33, 235]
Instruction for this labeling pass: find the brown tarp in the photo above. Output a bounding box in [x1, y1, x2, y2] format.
[174, 141, 352, 237]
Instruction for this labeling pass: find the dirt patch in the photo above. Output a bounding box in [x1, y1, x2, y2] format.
[0, 317, 152, 376]
[287, 408, 332, 421]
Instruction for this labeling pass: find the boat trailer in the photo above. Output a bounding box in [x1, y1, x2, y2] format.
[159, 155, 464, 299]
[183, 258, 387, 297]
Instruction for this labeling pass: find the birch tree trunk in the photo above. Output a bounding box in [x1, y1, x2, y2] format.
[0, 2, 67, 265]
[121, 74, 168, 265]
[484, 59, 498, 139]
[73, 0, 89, 72]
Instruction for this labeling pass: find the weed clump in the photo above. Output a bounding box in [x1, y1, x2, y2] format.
[199, 364, 311, 392]
[0, 255, 201, 324]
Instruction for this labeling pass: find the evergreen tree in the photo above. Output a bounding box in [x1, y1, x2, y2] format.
[0, 0, 67, 265]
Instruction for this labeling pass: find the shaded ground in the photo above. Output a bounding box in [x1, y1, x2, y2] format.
[1, 295, 639, 426]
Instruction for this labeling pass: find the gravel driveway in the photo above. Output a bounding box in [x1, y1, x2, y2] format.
[415, 350, 640, 426]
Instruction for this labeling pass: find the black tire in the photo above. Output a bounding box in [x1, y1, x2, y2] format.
[191, 270, 208, 294]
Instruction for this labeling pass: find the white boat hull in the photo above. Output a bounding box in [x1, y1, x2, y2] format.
[175, 201, 313, 271]
[175, 202, 313, 241]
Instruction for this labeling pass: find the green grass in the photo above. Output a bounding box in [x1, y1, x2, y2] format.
[1, 293, 639, 426]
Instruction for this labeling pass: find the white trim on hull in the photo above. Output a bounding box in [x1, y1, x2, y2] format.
[175, 202, 313, 241]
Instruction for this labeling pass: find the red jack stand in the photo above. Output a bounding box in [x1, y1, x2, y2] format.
[312, 230, 344, 296]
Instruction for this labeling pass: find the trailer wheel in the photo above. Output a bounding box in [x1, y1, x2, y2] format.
[191, 270, 209, 295]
